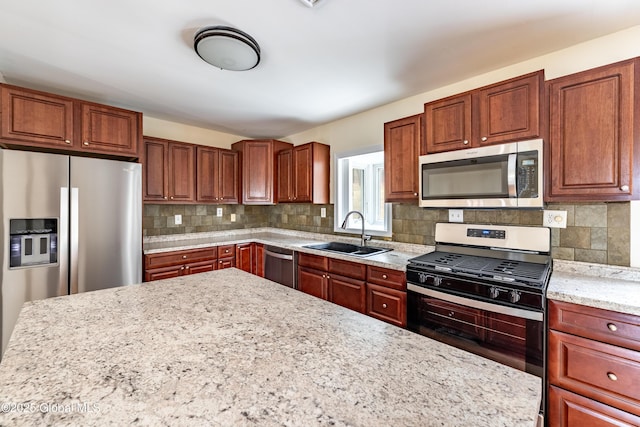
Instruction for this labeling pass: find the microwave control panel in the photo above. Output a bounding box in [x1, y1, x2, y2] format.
[517, 151, 539, 198]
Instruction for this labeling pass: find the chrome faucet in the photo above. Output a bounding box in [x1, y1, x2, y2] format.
[340, 210, 371, 247]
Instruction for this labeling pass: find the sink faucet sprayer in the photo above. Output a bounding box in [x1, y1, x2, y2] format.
[340, 210, 371, 247]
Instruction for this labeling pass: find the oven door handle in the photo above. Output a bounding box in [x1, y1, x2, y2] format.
[407, 284, 543, 321]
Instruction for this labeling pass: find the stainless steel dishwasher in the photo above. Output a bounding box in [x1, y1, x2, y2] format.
[263, 245, 296, 288]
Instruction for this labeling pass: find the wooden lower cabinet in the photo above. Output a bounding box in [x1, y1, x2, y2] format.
[298, 266, 328, 300]
[329, 274, 366, 313]
[366, 283, 407, 328]
[236, 243, 254, 274]
[548, 386, 640, 427]
[144, 248, 217, 282]
[216, 244, 236, 270]
[548, 300, 640, 425]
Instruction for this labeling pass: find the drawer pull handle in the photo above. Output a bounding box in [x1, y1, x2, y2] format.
[382, 303, 387, 309]
[607, 372, 618, 381]
[449, 311, 454, 317]
[607, 323, 618, 332]
[382, 274, 387, 279]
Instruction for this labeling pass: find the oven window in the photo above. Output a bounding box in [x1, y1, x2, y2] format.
[422, 155, 509, 198]
[407, 292, 543, 377]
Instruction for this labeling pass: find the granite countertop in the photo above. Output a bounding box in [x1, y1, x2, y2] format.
[0, 269, 541, 426]
[143, 227, 432, 271]
[548, 260, 640, 316]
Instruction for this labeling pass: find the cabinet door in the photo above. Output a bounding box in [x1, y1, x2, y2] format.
[80, 103, 139, 156]
[1, 86, 75, 148]
[475, 71, 541, 146]
[218, 149, 239, 203]
[143, 139, 168, 201]
[241, 140, 274, 204]
[167, 142, 195, 202]
[329, 274, 366, 313]
[384, 114, 421, 202]
[254, 244, 264, 277]
[144, 265, 183, 282]
[548, 385, 640, 427]
[298, 266, 328, 300]
[547, 60, 636, 201]
[292, 144, 312, 202]
[366, 283, 407, 328]
[236, 243, 254, 273]
[185, 260, 216, 275]
[196, 146, 219, 202]
[276, 149, 293, 202]
[424, 93, 472, 153]
[217, 257, 235, 270]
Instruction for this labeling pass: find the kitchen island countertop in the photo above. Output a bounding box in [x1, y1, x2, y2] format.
[0, 269, 541, 426]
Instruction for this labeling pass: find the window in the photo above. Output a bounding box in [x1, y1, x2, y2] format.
[335, 147, 391, 237]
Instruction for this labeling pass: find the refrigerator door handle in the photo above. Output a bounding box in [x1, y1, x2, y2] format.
[70, 187, 79, 294]
[59, 187, 70, 296]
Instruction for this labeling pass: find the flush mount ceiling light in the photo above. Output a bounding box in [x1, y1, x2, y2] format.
[194, 26, 261, 71]
[298, 0, 327, 7]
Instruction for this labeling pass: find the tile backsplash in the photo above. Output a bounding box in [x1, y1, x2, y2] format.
[144, 201, 631, 267]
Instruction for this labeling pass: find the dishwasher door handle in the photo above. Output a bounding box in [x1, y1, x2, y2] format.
[264, 249, 293, 261]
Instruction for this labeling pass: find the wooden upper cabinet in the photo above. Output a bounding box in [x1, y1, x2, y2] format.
[80, 103, 140, 157]
[0, 85, 75, 148]
[424, 71, 542, 153]
[475, 71, 542, 146]
[424, 93, 472, 153]
[196, 146, 239, 204]
[547, 59, 638, 201]
[384, 114, 422, 202]
[0, 83, 140, 158]
[143, 136, 195, 202]
[232, 139, 293, 204]
[277, 142, 330, 204]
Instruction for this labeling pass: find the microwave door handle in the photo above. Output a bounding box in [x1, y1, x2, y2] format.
[507, 153, 517, 197]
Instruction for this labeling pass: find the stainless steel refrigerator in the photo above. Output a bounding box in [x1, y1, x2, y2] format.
[1, 149, 142, 357]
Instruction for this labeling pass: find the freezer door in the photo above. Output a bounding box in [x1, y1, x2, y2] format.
[1, 149, 70, 356]
[70, 157, 141, 293]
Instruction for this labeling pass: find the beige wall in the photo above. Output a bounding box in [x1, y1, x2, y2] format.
[142, 116, 246, 148]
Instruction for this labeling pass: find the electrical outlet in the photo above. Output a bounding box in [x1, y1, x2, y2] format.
[320, 208, 326, 218]
[544, 210, 567, 228]
[174, 214, 182, 225]
[216, 208, 223, 217]
[449, 209, 464, 223]
[230, 213, 236, 222]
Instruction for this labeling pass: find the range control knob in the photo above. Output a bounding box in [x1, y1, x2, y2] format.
[509, 290, 521, 304]
[418, 273, 429, 283]
[433, 277, 442, 287]
[488, 287, 500, 299]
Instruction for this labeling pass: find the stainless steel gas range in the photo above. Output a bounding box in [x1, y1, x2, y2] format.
[406, 223, 551, 419]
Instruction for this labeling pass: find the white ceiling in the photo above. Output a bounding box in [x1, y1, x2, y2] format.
[1, 1, 640, 139]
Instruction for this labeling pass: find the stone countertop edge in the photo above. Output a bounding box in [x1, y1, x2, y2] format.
[143, 227, 434, 271]
[0, 269, 541, 427]
[548, 259, 640, 315]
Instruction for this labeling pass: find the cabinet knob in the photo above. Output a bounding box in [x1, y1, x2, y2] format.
[620, 185, 630, 192]
[83, 141, 89, 146]
[225, 249, 229, 253]
[607, 372, 618, 381]
[64, 139, 71, 144]
[170, 196, 174, 200]
[463, 140, 469, 145]
[448, 311, 454, 317]
[322, 274, 326, 278]
[163, 196, 168, 200]
[180, 266, 185, 270]
[414, 192, 418, 196]
[382, 274, 388, 279]
[185, 266, 189, 270]
[326, 275, 330, 279]
[481, 137, 488, 142]
[607, 323, 618, 332]
[382, 303, 387, 309]
[182, 255, 187, 259]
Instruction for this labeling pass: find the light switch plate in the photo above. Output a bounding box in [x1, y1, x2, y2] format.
[230, 213, 236, 222]
[216, 208, 223, 217]
[544, 210, 567, 228]
[174, 214, 182, 225]
[449, 209, 464, 223]
[320, 208, 326, 218]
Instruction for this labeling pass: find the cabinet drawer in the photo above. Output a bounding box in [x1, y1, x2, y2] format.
[549, 330, 640, 415]
[328, 258, 366, 280]
[298, 253, 328, 270]
[144, 248, 216, 269]
[548, 385, 640, 427]
[217, 244, 235, 258]
[366, 266, 405, 291]
[366, 283, 406, 328]
[550, 300, 640, 351]
[423, 297, 486, 340]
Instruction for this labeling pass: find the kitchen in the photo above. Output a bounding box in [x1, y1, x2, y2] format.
[2, 1, 640, 426]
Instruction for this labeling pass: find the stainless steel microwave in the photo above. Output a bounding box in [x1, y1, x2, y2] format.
[419, 139, 543, 208]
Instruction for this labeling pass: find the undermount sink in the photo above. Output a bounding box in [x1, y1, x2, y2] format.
[303, 242, 391, 257]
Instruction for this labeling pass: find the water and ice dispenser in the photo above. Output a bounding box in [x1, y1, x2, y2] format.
[9, 218, 58, 268]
